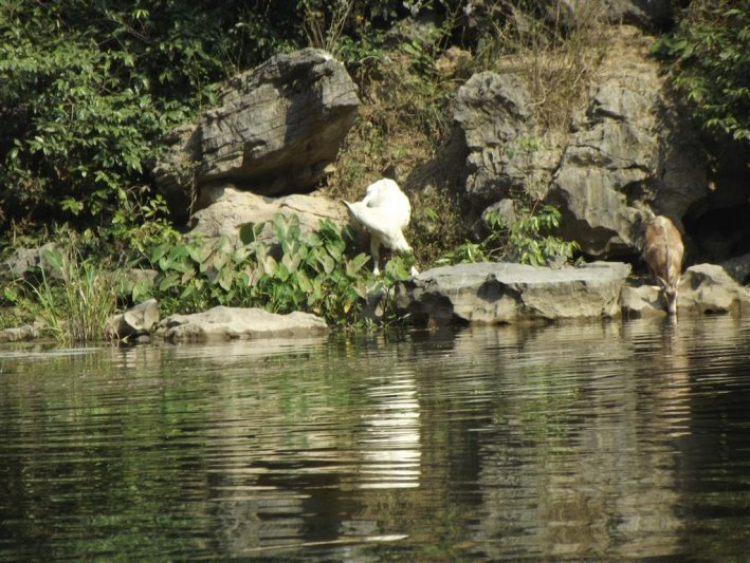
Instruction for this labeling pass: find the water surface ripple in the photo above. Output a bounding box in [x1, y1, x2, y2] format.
[1, 317, 750, 561]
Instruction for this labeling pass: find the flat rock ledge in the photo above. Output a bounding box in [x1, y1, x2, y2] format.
[395, 262, 632, 325]
[153, 306, 329, 343]
[0, 324, 38, 343]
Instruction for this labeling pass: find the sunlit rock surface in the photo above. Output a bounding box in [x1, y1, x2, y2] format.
[620, 284, 666, 319]
[188, 184, 347, 243]
[155, 306, 328, 343]
[678, 264, 750, 316]
[395, 261, 631, 325]
[454, 27, 709, 259]
[105, 298, 161, 340]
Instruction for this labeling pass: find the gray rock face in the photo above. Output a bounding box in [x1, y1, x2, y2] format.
[548, 0, 674, 29]
[549, 30, 708, 257]
[453, 27, 708, 259]
[189, 184, 347, 242]
[601, 0, 674, 28]
[0, 324, 37, 343]
[678, 264, 750, 316]
[720, 252, 750, 285]
[0, 242, 59, 281]
[616, 263, 750, 319]
[620, 284, 669, 319]
[395, 261, 631, 325]
[155, 306, 329, 343]
[152, 48, 360, 216]
[455, 72, 561, 208]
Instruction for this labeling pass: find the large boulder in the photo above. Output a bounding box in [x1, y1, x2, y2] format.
[0, 324, 37, 343]
[188, 184, 347, 243]
[600, 0, 674, 29]
[546, 0, 674, 29]
[458, 0, 673, 47]
[105, 299, 161, 340]
[620, 284, 665, 319]
[0, 242, 60, 281]
[155, 306, 329, 343]
[677, 264, 750, 316]
[152, 49, 360, 219]
[454, 72, 562, 210]
[395, 261, 631, 325]
[622, 263, 750, 318]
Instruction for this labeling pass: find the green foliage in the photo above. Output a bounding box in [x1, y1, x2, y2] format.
[143, 214, 394, 326]
[0, 1, 305, 235]
[0, 0, 421, 241]
[653, 0, 750, 142]
[504, 205, 580, 267]
[3, 244, 119, 343]
[438, 204, 579, 267]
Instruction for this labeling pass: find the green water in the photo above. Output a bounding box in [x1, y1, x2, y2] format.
[1, 316, 750, 561]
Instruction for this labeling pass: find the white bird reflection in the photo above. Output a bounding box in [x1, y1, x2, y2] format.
[357, 374, 422, 489]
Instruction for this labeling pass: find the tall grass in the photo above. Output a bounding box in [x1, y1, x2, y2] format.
[6, 245, 119, 343]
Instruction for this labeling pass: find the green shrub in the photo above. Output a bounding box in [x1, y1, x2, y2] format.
[437, 204, 579, 267]
[142, 213, 408, 327]
[0, 1, 305, 236]
[653, 1, 750, 143]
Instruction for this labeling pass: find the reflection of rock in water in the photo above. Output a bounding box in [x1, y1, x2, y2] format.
[357, 370, 421, 489]
[469, 320, 685, 560]
[213, 487, 309, 554]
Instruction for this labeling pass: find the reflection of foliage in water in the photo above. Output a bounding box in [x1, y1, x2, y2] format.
[3, 319, 750, 560]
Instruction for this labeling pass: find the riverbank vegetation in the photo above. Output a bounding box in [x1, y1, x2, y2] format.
[1, 0, 746, 340]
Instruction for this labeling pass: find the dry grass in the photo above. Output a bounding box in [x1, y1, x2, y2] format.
[475, 0, 609, 133]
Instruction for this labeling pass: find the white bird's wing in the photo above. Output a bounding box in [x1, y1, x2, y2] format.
[344, 201, 411, 253]
[360, 178, 411, 229]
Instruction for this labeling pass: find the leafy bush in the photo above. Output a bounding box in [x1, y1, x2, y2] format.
[437, 204, 579, 267]
[143, 214, 388, 326]
[653, 1, 750, 143]
[0, 1, 307, 236]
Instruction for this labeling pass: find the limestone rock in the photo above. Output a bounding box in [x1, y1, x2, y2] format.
[545, 0, 674, 30]
[620, 284, 668, 319]
[720, 252, 750, 285]
[0, 242, 59, 281]
[105, 299, 161, 340]
[151, 124, 201, 222]
[453, 27, 709, 260]
[601, 0, 674, 29]
[548, 28, 708, 257]
[188, 184, 347, 242]
[152, 48, 360, 216]
[455, 72, 560, 208]
[0, 324, 37, 343]
[155, 306, 329, 343]
[395, 261, 631, 325]
[678, 264, 750, 316]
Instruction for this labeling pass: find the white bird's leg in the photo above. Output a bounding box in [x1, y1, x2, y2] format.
[370, 235, 381, 276]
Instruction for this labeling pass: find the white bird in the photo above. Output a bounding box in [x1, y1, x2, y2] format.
[343, 178, 418, 276]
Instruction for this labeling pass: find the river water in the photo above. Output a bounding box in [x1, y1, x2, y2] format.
[1, 315, 750, 562]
